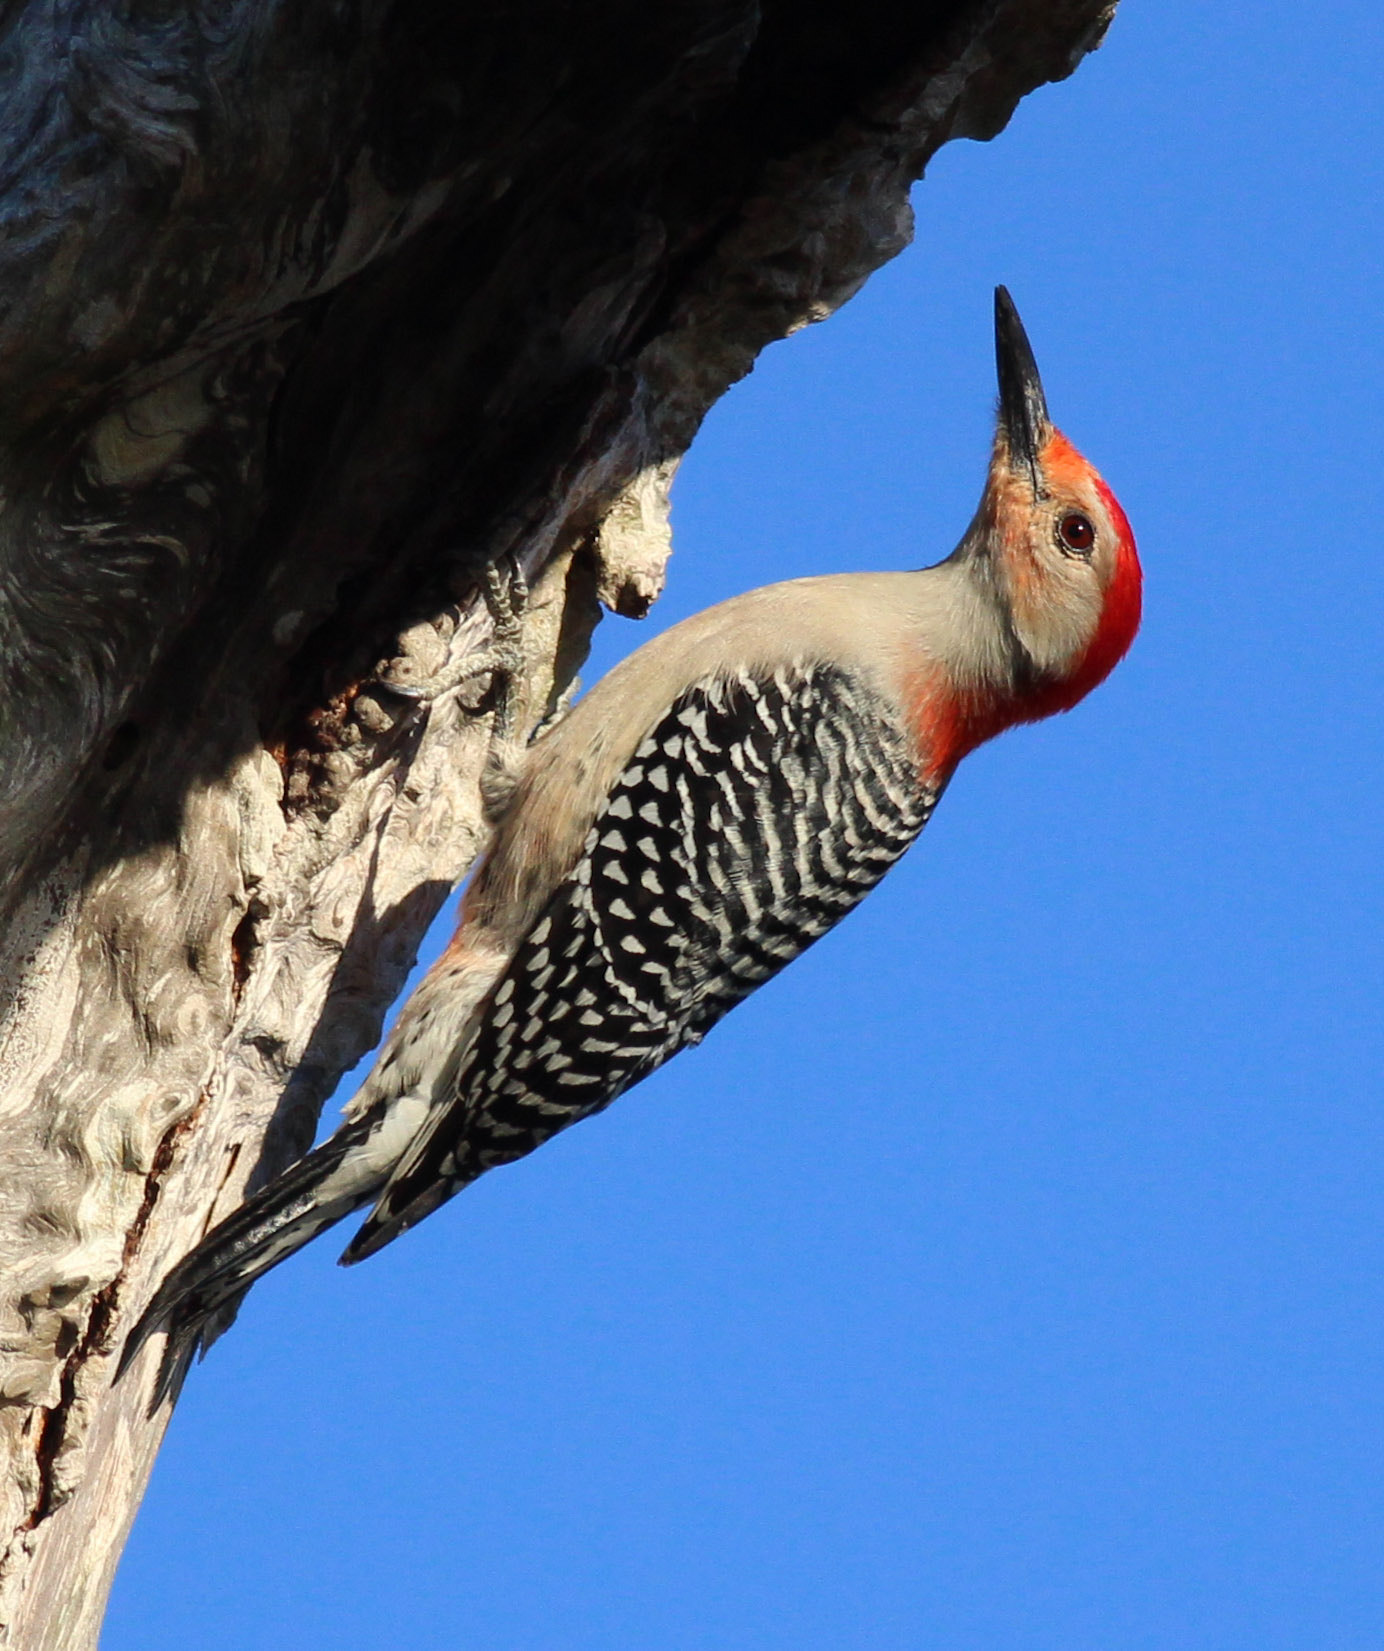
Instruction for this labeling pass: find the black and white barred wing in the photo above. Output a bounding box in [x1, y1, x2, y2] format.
[343, 664, 939, 1262]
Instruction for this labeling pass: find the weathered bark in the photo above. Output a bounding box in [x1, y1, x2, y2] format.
[0, 1, 1115, 1642]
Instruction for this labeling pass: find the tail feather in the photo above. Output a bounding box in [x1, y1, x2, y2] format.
[115, 1115, 384, 1404]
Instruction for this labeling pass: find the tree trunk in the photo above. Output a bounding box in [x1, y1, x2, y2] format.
[0, 1, 1115, 1642]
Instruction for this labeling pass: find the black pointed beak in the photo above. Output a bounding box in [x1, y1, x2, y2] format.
[994, 286, 1051, 485]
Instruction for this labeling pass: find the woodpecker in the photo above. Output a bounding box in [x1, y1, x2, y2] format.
[119, 288, 1140, 1394]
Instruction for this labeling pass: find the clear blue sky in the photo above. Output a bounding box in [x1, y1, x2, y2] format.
[107, 4, 1384, 1646]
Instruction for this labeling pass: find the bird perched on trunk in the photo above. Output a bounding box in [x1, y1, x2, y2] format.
[119, 288, 1141, 1398]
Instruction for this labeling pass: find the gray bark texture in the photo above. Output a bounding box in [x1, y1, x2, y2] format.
[0, 1, 1116, 1642]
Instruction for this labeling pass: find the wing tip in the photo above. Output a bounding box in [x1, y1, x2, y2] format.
[340, 1172, 457, 1265]
[338, 1203, 408, 1266]
[337, 1224, 389, 1266]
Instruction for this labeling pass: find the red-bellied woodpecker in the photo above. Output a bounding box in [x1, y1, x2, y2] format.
[118, 288, 1141, 1396]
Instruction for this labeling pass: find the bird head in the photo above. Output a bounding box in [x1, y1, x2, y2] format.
[978, 286, 1142, 720]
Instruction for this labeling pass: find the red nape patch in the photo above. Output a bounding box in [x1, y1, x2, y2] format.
[1071, 471, 1142, 699]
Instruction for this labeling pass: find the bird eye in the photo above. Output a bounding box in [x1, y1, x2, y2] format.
[1057, 512, 1095, 554]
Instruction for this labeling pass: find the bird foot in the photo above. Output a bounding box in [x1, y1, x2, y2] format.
[371, 557, 530, 739]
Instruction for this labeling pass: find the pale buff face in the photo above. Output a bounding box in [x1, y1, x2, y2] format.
[989, 429, 1133, 678]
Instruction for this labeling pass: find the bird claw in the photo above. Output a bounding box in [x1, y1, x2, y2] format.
[368, 556, 530, 732]
[480, 554, 528, 652]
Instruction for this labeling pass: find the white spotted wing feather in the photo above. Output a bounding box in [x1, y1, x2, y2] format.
[343, 662, 938, 1261]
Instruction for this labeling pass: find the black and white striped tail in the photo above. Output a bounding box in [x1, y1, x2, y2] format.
[116, 1113, 382, 1406]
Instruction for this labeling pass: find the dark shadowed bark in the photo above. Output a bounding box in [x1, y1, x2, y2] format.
[0, 1, 1116, 1642]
